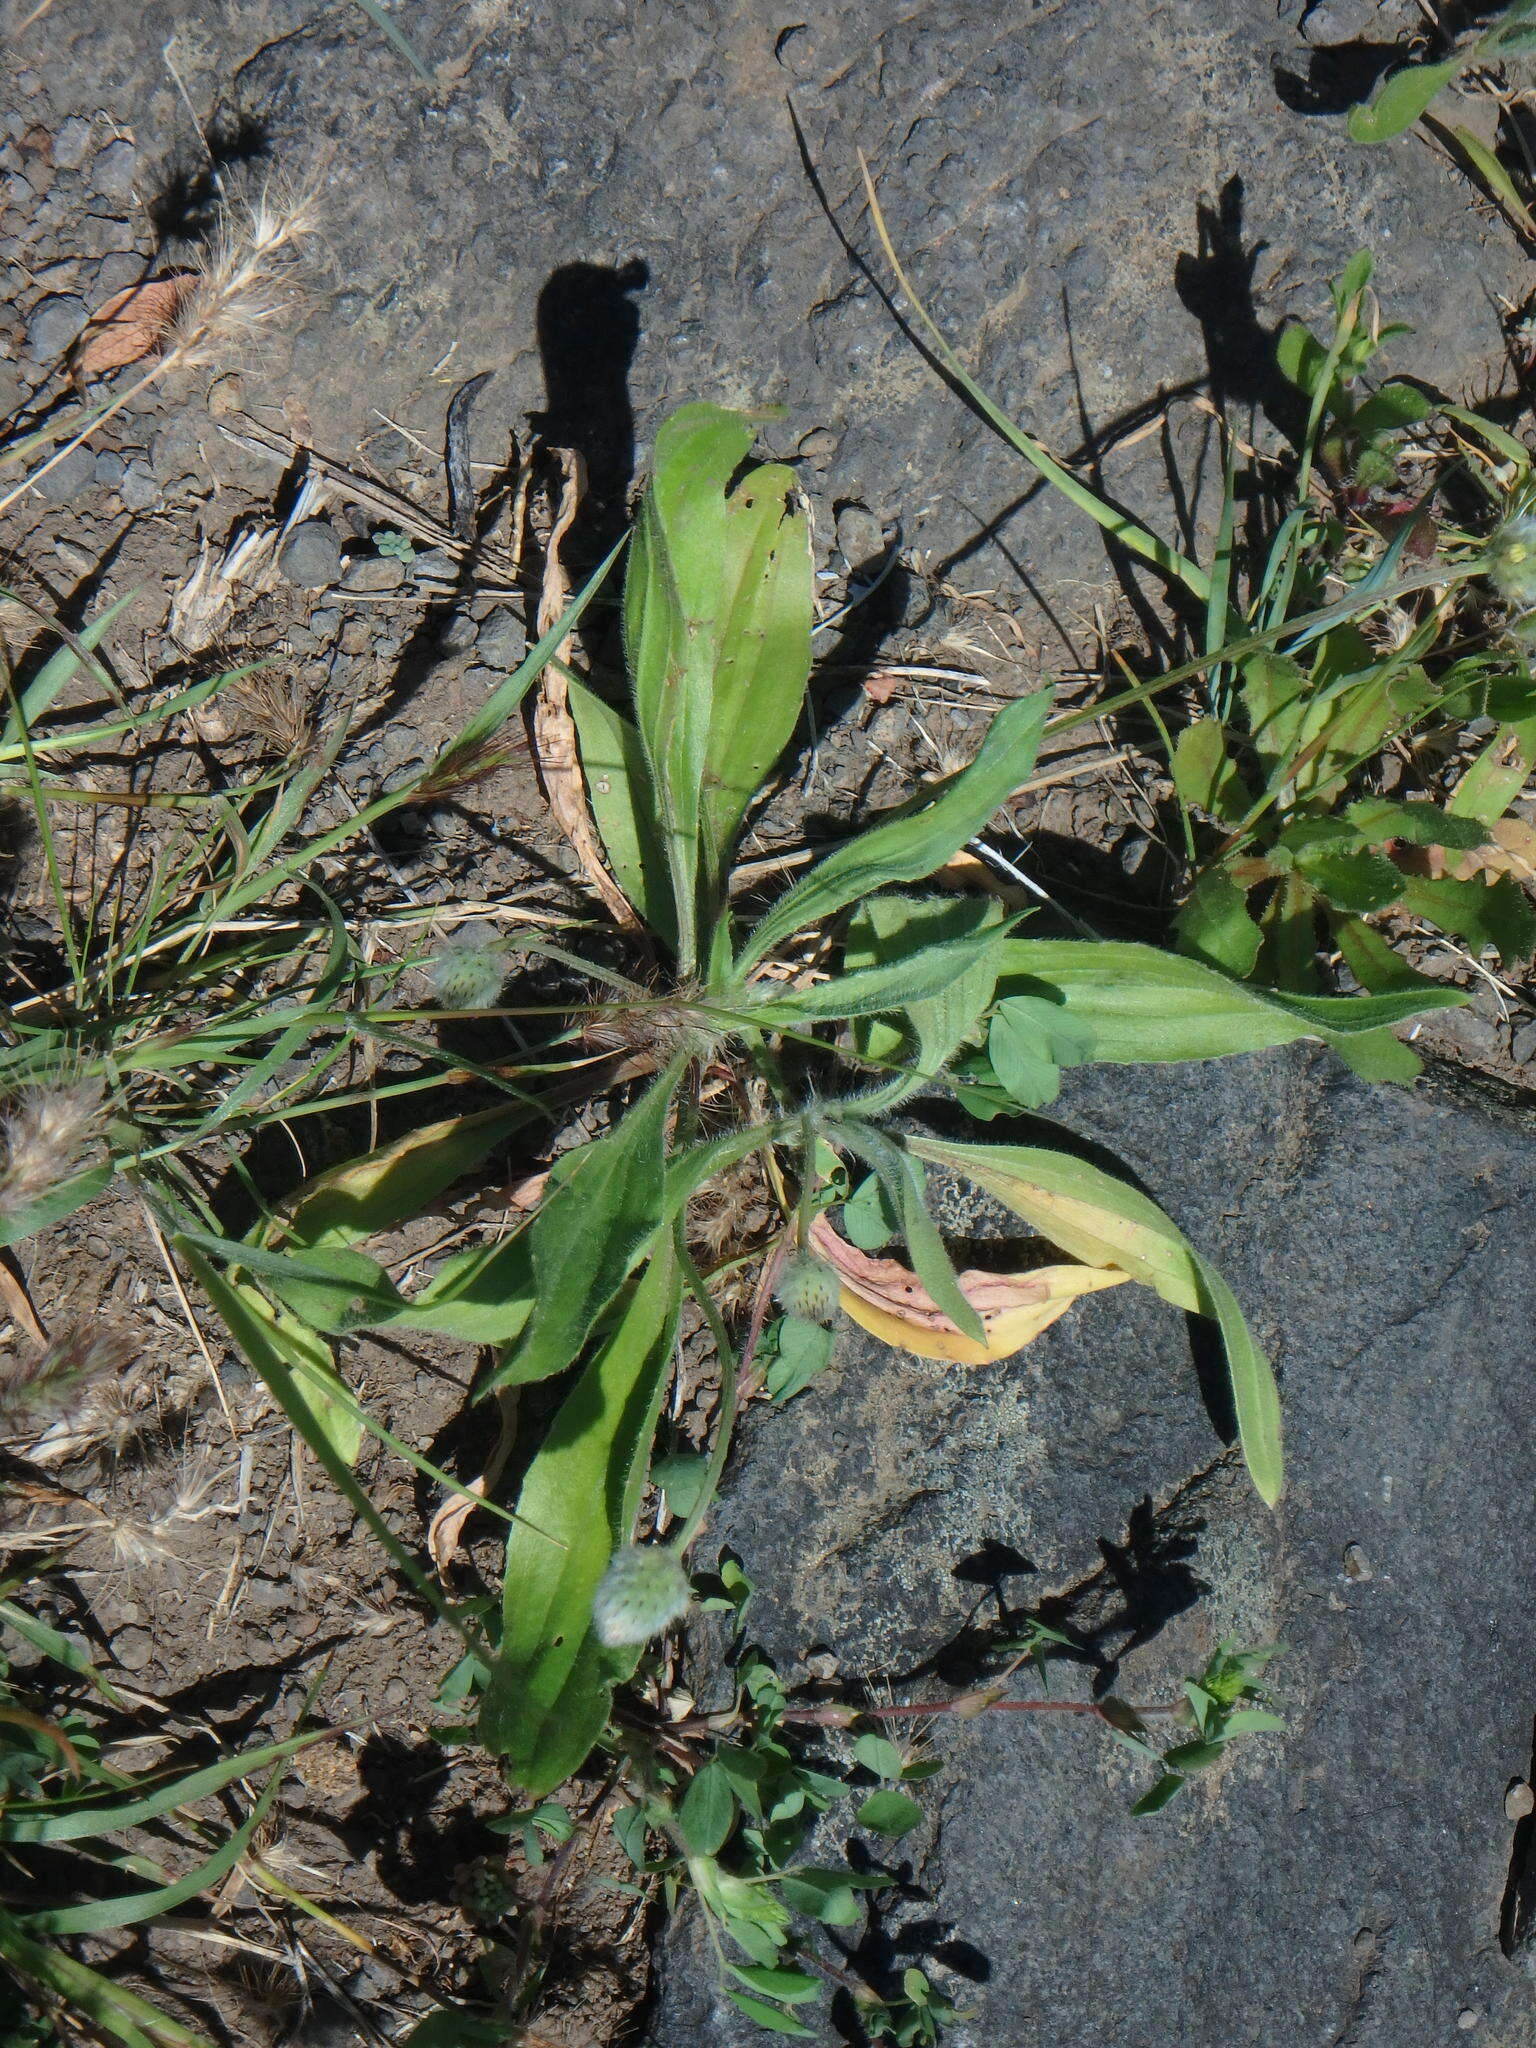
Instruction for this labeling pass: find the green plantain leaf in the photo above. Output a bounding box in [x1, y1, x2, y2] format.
[566, 674, 677, 945]
[737, 689, 1050, 972]
[998, 938, 1465, 1070]
[625, 405, 812, 967]
[482, 1063, 681, 1394]
[479, 1248, 683, 1794]
[1347, 57, 1463, 142]
[1176, 869, 1264, 978]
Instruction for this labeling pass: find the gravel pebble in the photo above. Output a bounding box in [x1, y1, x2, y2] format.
[25, 292, 87, 362]
[91, 137, 136, 199]
[119, 462, 158, 511]
[111, 1627, 154, 1673]
[277, 519, 344, 590]
[408, 547, 456, 587]
[31, 443, 98, 503]
[94, 450, 127, 487]
[475, 605, 526, 668]
[340, 552, 406, 593]
[438, 612, 479, 653]
[51, 115, 91, 170]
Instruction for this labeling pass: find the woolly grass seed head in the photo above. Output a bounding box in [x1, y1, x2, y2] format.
[0, 1080, 104, 1221]
[0, 1322, 134, 1434]
[592, 1542, 692, 1647]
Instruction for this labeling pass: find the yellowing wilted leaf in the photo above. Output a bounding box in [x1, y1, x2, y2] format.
[806, 1213, 1127, 1364]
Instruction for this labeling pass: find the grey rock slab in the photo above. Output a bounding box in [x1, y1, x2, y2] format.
[649, 1047, 1536, 2045]
[56, 0, 1514, 608]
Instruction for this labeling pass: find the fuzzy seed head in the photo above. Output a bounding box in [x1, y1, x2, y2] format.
[0, 1322, 133, 1433]
[776, 1250, 840, 1325]
[591, 1543, 692, 1648]
[431, 923, 508, 1010]
[0, 1081, 104, 1220]
[1488, 510, 1536, 611]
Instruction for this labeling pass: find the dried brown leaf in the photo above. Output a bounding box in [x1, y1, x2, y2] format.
[72, 275, 193, 378]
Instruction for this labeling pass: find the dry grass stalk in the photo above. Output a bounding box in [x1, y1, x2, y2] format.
[0, 179, 320, 518]
[531, 447, 642, 929]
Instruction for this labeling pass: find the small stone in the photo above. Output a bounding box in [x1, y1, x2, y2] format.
[111, 1626, 153, 1673]
[30, 443, 98, 503]
[91, 252, 144, 299]
[309, 606, 341, 639]
[94, 450, 127, 488]
[91, 138, 137, 200]
[438, 612, 478, 653]
[339, 619, 371, 657]
[835, 501, 886, 566]
[25, 292, 88, 363]
[277, 519, 343, 590]
[1506, 1780, 1535, 1820]
[798, 426, 839, 464]
[340, 552, 406, 593]
[119, 462, 158, 511]
[207, 371, 244, 418]
[475, 606, 526, 668]
[1457, 2010, 1480, 2031]
[408, 547, 456, 587]
[1341, 1542, 1372, 1583]
[1511, 1019, 1536, 1067]
[51, 116, 91, 170]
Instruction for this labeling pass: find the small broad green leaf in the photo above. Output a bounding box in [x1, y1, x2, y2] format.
[1347, 57, 1463, 143]
[845, 893, 1005, 1070]
[650, 1451, 710, 1520]
[1397, 873, 1536, 962]
[724, 1992, 816, 2037]
[1130, 1773, 1187, 1816]
[400, 2010, 518, 2048]
[1274, 320, 1328, 401]
[987, 993, 1096, 1109]
[765, 1317, 837, 1401]
[612, 1802, 653, 1871]
[1290, 842, 1404, 915]
[840, 1171, 899, 1250]
[1170, 719, 1248, 823]
[737, 690, 1051, 973]
[855, 1788, 923, 1838]
[1176, 868, 1264, 978]
[1349, 380, 1434, 437]
[1344, 797, 1490, 850]
[679, 1761, 737, 1857]
[852, 1733, 906, 1782]
[1447, 726, 1536, 826]
[1220, 1708, 1286, 1737]
[778, 1866, 890, 1921]
[727, 1965, 822, 2005]
[1161, 1739, 1227, 1773]
[479, 1250, 683, 1795]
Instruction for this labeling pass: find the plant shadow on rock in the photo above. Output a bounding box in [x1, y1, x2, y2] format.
[340, 1730, 497, 1905]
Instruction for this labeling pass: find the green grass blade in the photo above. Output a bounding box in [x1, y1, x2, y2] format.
[859, 156, 1209, 603]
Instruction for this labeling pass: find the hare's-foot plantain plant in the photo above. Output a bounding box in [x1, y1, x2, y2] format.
[178, 403, 1462, 1796]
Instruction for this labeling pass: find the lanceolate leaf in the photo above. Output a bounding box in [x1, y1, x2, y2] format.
[907, 1136, 1284, 1505]
[744, 930, 1005, 1027]
[845, 893, 1004, 1070]
[1347, 57, 1462, 142]
[479, 1248, 683, 1794]
[999, 938, 1466, 1067]
[567, 674, 677, 945]
[483, 1062, 681, 1394]
[737, 689, 1051, 972]
[625, 405, 812, 965]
